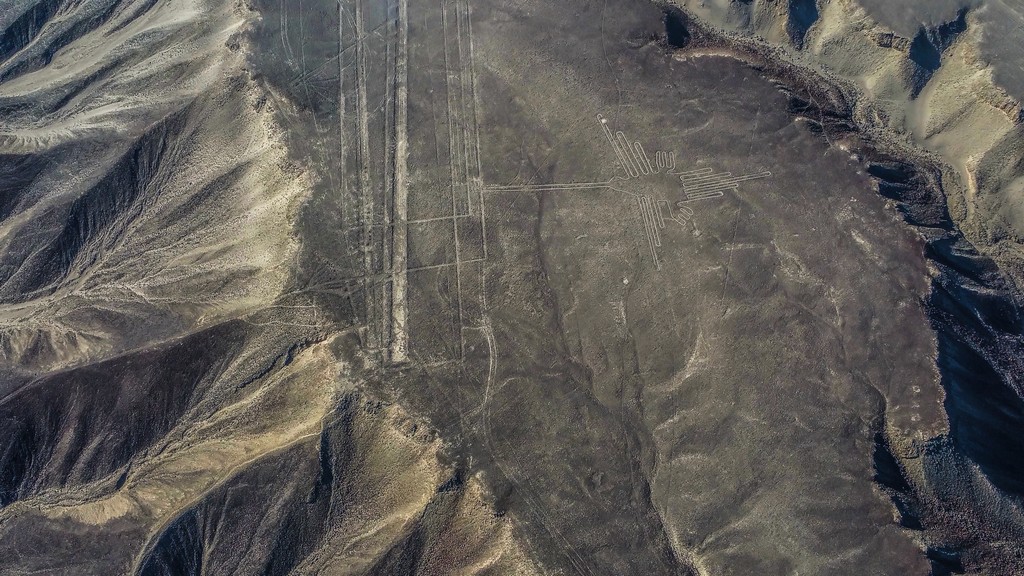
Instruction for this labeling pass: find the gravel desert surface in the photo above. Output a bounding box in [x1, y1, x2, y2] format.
[1, 0, 1023, 574]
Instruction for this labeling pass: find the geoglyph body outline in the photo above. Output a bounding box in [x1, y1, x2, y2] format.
[486, 114, 772, 270]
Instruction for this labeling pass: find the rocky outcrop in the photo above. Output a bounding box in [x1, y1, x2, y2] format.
[670, 0, 1024, 289]
[663, 6, 1024, 572]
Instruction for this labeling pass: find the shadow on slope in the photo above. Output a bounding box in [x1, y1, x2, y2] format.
[0, 110, 183, 301]
[0, 321, 247, 507]
[136, 393, 536, 576]
[0, 0, 161, 82]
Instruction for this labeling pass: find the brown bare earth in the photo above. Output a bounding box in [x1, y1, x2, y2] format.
[1, 0, 1023, 575]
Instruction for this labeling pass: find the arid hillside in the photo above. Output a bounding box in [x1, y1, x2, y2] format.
[1, 0, 1023, 575]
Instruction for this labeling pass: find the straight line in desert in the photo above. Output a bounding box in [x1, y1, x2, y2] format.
[390, 0, 410, 363]
[408, 258, 485, 272]
[456, 0, 475, 217]
[441, 0, 466, 357]
[483, 181, 615, 192]
[686, 171, 771, 194]
[466, 0, 487, 265]
[407, 214, 473, 224]
[381, 0, 397, 358]
[682, 171, 733, 186]
[354, 0, 376, 348]
[337, 0, 348, 228]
